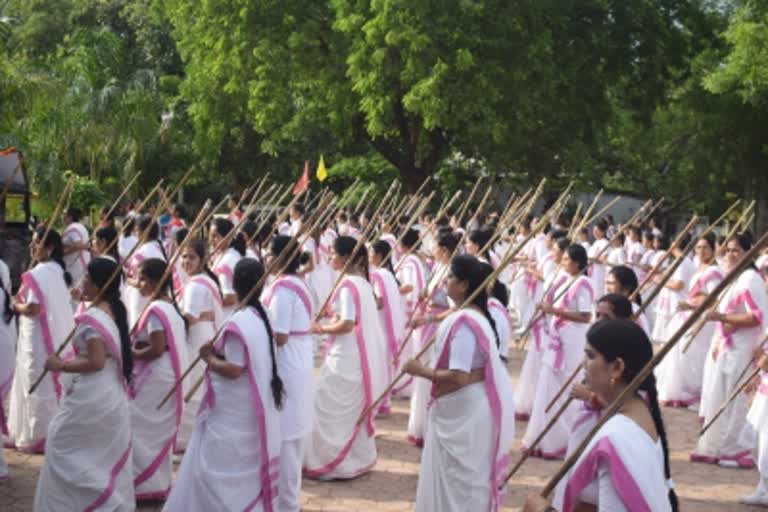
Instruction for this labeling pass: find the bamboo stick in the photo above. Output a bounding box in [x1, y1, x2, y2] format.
[504, 396, 575, 482]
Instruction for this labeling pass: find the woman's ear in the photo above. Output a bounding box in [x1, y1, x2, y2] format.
[611, 357, 626, 383]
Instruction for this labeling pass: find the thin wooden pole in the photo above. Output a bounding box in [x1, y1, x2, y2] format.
[504, 396, 575, 482]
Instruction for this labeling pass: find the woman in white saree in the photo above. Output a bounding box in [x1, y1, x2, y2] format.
[305, 236, 388, 480]
[394, 228, 428, 399]
[163, 258, 283, 511]
[524, 319, 677, 512]
[0, 258, 16, 477]
[692, 233, 768, 469]
[369, 240, 406, 417]
[177, 239, 223, 450]
[516, 237, 569, 421]
[657, 233, 722, 409]
[261, 235, 317, 512]
[404, 254, 515, 512]
[34, 257, 135, 510]
[406, 232, 458, 445]
[522, 244, 594, 460]
[8, 228, 75, 453]
[130, 258, 189, 500]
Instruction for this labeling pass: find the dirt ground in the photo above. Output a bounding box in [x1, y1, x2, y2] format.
[1, 348, 763, 511]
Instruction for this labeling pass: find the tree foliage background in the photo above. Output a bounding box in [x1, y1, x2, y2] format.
[1, 0, 767, 227]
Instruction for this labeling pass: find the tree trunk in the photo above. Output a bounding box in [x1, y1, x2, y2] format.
[399, 163, 432, 193]
[367, 130, 447, 193]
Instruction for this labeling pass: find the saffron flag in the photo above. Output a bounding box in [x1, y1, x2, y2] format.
[293, 160, 310, 195]
[316, 155, 328, 182]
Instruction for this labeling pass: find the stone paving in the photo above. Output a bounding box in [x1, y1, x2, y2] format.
[1, 348, 764, 511]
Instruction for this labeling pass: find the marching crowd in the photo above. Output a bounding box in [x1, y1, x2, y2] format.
[0, 187, 767, 511]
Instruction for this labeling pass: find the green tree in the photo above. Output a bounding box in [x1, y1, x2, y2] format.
[162, 0, 697, 191]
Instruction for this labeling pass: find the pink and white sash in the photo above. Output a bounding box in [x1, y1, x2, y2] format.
[262, 275, 313, 336]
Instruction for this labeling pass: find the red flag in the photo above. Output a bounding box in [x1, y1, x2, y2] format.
[292, 160, 310, 195]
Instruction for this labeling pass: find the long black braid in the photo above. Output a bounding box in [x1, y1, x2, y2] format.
[234, 258, 284, 409]
[641, 374, 679, 511]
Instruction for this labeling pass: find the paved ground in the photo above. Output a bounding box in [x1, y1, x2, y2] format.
[1, 348, 764, 511]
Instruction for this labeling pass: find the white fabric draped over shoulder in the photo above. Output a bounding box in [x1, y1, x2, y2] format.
[303, 275, 388, 479]
[521, 274, 594, 459]
[552, 414, 672, 512]
[131, 300, 189, 500]
[163, 306, 282, 512]
[34, 308, 134, 511]
[303, 236, 335, 309]
[177, 273, 223, 450]
[262, 274, 316, 441]
[8, 261, 75, 452]
[415, 308, 515, 512]
[588, 238, 610, 300]
[369, 268, 406, 389]
[515, 271, 567, 420]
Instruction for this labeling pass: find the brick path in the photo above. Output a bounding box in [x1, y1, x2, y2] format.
[1, 348, 763, 511]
